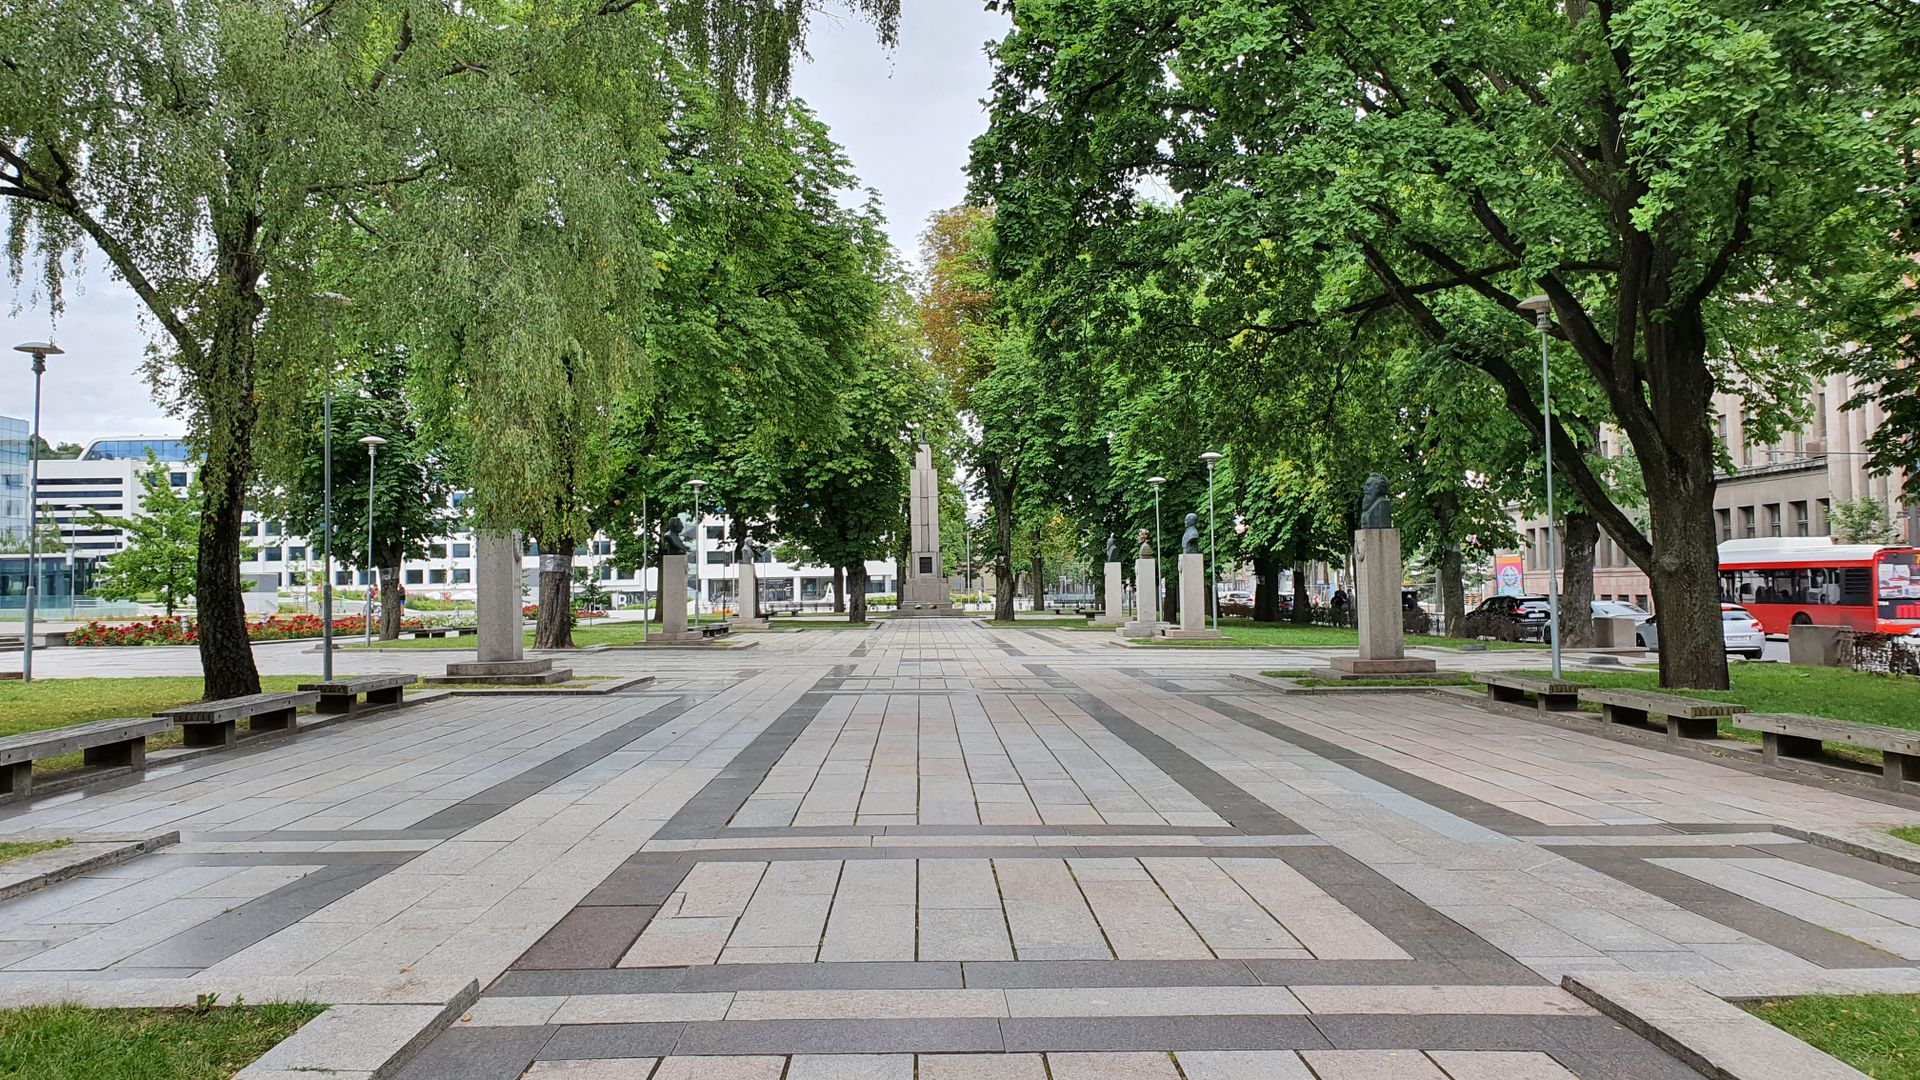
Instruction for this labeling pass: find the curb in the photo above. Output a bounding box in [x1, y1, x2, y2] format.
[0, 831, 179, 903]
[1563, 973, 1872, 1080]
[233, 979, 480, 1080]
[1777, 824, 1920, 876]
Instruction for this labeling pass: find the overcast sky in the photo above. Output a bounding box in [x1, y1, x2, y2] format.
[0, 2, 1007, 447]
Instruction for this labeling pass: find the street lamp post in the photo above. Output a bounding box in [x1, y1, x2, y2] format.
[13, 341, 62, 684]
[1200, 452, 1223, 633]
[688, 479, 705, 627]
[1147, 475, 1166, 623]
[640, 493, 649, 643]
[316, 291, 351, 681]
[61, 504, 84, 613]
[358, 435, 386, 650]
[1518, 295, 1564, 680]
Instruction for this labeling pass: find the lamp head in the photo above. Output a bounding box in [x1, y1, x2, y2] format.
[1199, 451, 1223, 464]
[688, 479, 706, 492]
[1146, 475, 1165, 488]
[358, 435, 387, 449]
[1517, 294, 1554, 331]
[13, 341, 62, 363]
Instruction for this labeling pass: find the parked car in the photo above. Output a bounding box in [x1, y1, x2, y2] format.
[1636, 603, 1766, 660]
[1591, 599, 1650, 623]
[1461, 595, 1554, 641]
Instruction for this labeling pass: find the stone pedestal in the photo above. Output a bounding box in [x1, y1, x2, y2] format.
[1093, 561, 1126, 626]
[428, 531, 572, 685]
[1789, 624, 1848, 667]
[898, 443, 953, 616]
[734, 560, 768, 629]
[1163, 551, 1223, 640]
[1319, 528, 1435, 678]
[1119, 556, 1161, 638]
[651, 553, 723, 642]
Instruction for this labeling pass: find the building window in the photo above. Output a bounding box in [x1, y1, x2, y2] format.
[405, 568, 424, 584]
[1766, 504, 1782, 537]
[1792, 501, 1809, 537]
[264, 521, 281, 537]
[242, 521, 259, 537]
[600, 564, 614, 580]
[169, 472, 188, 488]
[705, 551, 731, 565]
[262, 546, 282, 562]
[452, 568, 471, 584]
[1635, 594, 1649, 609]
[1817, 498, 1831, 535]
[1815, 392, 1828, 437]
[429, 543, 448, 559]
[1740, 507, 1757, 538]
[1717, 509, 1733, 543]
[336, 570, 351, 585]
[428, 569, 447, 584]
[453, 543, 471, 558]
[358, 569, 373, 586]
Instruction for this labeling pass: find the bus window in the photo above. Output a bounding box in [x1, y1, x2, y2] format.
[1880, 552, 1919, 621]
[1841, 568, 1873, 607]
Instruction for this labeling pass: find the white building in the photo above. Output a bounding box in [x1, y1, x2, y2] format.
[35, 435, 898, 612]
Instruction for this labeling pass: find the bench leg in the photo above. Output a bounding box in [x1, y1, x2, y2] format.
[315, 694, 355, 715]
[1667, 716, 1718, 742]
[1762, 731, 1823, 766]
[0, 760, 30, 798]
[83, 737, 145, 770]
[368, 686, 404, 707]
[183, 721, 236, 749]
[1602, 703, 1651, 727]
[1487, 684, 1523, 704]
[1539, 693, 1578, 713]
[1885, 752, 1920, 790]
[247, 708, 296, 734]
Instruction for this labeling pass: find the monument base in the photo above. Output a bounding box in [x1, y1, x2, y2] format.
[1117, 620, 1161, 639]
[1312, 655, 1438, 680]
[1162, 627, 1225, 641]
[1093, 561, 1126, 626]
[890, 602, 954, 618]
[427, 658, 574, 686]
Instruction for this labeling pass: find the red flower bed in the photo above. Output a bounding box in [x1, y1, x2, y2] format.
[70, 613, 429, 646]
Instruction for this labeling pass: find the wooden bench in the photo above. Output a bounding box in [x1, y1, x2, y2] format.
[1578, 688, 1747, 741]
[1471, 672, 1584, 713]
[1739, 713, 1920, 790]
[298, 674, 419, 715]
[693, 622, 730, 638]
[157, 692, 321, 748]
[396, 626, 478, 640]
[0, 718, 173, 799]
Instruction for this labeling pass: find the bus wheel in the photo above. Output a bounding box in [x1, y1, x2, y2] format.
[1791, 613, 1813, 626]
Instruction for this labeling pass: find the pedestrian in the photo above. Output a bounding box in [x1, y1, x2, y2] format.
[1331, 588, 1349, 611]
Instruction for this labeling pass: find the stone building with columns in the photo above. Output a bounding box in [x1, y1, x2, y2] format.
[1515, 373, 1914, 610]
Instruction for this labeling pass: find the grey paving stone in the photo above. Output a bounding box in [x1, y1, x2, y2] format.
[535, 1022, 687, 1060]
[512, 906, 657, 970]
[998, 1015, 1329, 1052]
[673, 1018, 1006, 1055]
[1544, 1050, 1706, 1079]
[961, 960, 1258, 989]
[388, 1026, 555, 1080]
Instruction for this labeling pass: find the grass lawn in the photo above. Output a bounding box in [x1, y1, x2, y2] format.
[1743, 994, 1920, 1079]
[0, 676, 315, 772]
[1890, 827, 1920, 847]
[1295, 674, 1476, 688]
[0, 839, 70, 866]
[982, 618, 1097, 628]
[1521, 664, 1920, 732]
[0, 1002, 324, 1080]
[1132, 619, 1550, 649]
[768, 619, 870, 630]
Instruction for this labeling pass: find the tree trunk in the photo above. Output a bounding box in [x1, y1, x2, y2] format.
[832, 564, 846, 614]
[535, 544, 574, 649]
[1162, 562, 1180, 622]
[1559, 513, 1598, 648]
[193, 258, 264, 701]
[848, 563, 869, 623]
[991, 481, 1016, 623]
[1439, 544, 1466, 637]
[1030, 548, 1046, 614]
[1290, 561, 1312, 624]
[1252, 550, 1280, 622]
[1644, 475, 1729, 689]
[379, 566, 405, 640]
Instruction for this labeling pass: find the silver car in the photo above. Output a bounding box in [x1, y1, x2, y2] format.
[1636, 604, 1766, 660]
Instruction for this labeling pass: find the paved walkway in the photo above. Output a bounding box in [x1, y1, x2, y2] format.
[3, 620, 1918, 1078]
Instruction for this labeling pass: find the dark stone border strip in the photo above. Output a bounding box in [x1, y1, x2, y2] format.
[1071, 692, 1303, 835]
[413, 695, 699, 832]
[1556, 847, 1909, 969]
[682, 823, 1251, 840]
[392, 1014, 1683, 1079]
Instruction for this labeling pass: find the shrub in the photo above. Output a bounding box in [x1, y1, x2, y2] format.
[69, 613, 427, 646]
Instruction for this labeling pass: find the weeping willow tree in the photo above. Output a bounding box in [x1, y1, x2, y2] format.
[1, 0, 897, 695]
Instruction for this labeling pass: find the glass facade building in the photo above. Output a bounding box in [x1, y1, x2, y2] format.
[81, 437, 192, 462]
[0, 415, 26, 544]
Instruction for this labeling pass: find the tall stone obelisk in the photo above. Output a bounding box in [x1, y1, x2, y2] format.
[897, 442, 951, 616]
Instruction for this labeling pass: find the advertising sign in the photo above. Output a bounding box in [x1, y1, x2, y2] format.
[1494, 554, 1526, 598]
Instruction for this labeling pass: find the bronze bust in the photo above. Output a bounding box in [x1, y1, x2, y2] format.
[1360, 474, 1392, 530]
[661, 515, 689, 556]
[1181, 513, 1201, 554]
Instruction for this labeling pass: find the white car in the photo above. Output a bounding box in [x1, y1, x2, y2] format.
[1591, 600, 1650, 623]
[1636, 603, 1766, 660]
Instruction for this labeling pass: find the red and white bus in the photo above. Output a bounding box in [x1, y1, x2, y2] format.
[1718, 538, 1920, 635]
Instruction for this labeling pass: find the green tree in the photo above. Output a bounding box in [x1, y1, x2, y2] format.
[266, 354, 458, 640]
[87, 454, 200, 617]
[1830, 498, 1903, 546]
[970, 0, 1918, 688]
[2, 0, 898, 698]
